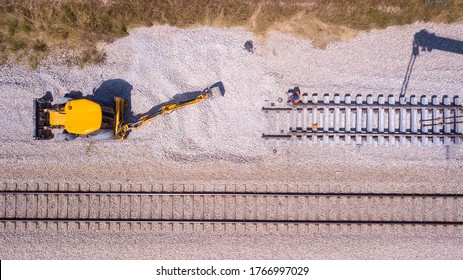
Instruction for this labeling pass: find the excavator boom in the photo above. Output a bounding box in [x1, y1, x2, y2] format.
[115, 84, 223, 139]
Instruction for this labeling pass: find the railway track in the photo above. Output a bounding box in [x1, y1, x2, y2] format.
[263, 94, 463, 145]
[1, 189, 462, 232]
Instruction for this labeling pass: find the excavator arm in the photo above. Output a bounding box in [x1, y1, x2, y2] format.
[115, 85, 223, 139]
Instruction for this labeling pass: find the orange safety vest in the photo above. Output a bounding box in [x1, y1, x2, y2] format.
[293, 91, 301, 103]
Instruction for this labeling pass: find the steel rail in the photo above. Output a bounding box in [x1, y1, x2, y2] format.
[421, 115, 463, 121]
[262, 132, 463, 138]
[2, 190, 462, 198]
[263, 103, 463, 110]
[1, 218, 462, 226]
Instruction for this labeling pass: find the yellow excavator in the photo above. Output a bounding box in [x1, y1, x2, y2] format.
[33, 83, 224, 140]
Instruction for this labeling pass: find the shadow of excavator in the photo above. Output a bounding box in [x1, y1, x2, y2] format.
[137, 81, 225, 121]
[59, 79, 137, 124]
[400, 29, 463, 97]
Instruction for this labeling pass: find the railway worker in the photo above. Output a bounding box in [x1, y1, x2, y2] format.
[288, 87, 302, 104]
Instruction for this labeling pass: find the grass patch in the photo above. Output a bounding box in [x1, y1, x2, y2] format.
[78, 47, 107, 68]
[32, 40, 47, 52]
[10, 40, 26, 52]
[1, 0, 462, 67]
[28, 55, 39, 69]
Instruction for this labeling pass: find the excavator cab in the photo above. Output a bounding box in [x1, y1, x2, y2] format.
[60, 99, 103, 134]
[34, 97, 118, 140]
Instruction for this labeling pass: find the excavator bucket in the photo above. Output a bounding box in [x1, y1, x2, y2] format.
[33, 98, 54, 140]
[114, 96, 127, 140]
[205, 82, 225, 97]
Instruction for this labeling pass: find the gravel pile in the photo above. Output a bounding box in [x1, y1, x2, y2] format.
[1, 22, 463, 259]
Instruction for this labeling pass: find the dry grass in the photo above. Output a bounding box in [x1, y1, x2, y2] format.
[1, 0, 462, 68]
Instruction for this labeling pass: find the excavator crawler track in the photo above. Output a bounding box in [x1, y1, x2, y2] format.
[33, 98, 54, 140]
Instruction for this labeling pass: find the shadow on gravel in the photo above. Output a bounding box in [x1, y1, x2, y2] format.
[138, 90, 203, 120]
[61, 78, 136, 122]
[90, 79, 135, 122]
[39, 91, 53, 101]
[139, 81, 225, 119]
[400, 29, 463, 97]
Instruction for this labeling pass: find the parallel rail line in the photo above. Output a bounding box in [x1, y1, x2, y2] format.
[263, 94, 463, 145]
[1, 191, 462, 230]
[2, 190, 462, 197]
[1, 218, 462, 226]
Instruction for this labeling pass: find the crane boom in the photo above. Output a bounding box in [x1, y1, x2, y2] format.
[400, 30, 463, 97]
[414, 29, 463, 55]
